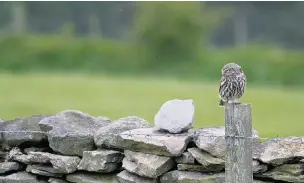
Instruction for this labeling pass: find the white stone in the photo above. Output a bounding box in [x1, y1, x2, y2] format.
[154, 99, 195, 134]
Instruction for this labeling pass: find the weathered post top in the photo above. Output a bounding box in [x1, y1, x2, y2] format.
[225, 103, 253, 183]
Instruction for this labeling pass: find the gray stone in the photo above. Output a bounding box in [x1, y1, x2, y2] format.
[48, 134, 93, 157]
[0, 150, 6, 161]
[94, 116, 152, 149]
[0, 118, 4, 122]
[66, 172, 119, 183]
[5, 147, 23, 162]
[160, 171, 267, 183]
[117, 128, 193, 157]
[12, 151, 80, 174]
[177, 164, 216, 172]
[0, 171, 47, 183]
[154, 99, 194, 134]
[77, 149, 124, 173]
[160, 170, 225, 183]
[117, 170, 158, 183]
[38, 153, 80, 174]
[95, 116, 112, 124]
[174, 152, 195, 164]
[24, 147, 49, 154]
[256, 163, 304, 182]
[0, 115, 50, 148]
[187, 148, 225, 172]
[39, 110, 109, 156]
[26, 164, 63, 177]
[12, 151, 48, 164]
[253, 160, 268, 174]
[0, 162, 23, 174]
[253, 136, 304, 165]
[193, 126, 260, 158]
[122, 150, 174, 178]
[48, 178, 69, 183]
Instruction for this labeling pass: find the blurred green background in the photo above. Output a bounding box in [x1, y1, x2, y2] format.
[0, 2, 303, 138]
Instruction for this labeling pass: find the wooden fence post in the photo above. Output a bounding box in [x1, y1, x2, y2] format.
[225, 103, 253, 183]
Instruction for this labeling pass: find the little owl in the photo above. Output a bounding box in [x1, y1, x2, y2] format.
[218, 63, 246, 106]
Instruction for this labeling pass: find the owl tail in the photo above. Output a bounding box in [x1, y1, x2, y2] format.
[218, 99, 225, 107]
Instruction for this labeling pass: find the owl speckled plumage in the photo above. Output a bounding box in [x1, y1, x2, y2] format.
[218, 63, 246, 107]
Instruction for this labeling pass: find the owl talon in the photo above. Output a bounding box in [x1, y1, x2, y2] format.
[228, 100, 240, 104]
[218, 99, 226, 107]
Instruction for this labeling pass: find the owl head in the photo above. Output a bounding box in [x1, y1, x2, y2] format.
[221, 63, 243, 75]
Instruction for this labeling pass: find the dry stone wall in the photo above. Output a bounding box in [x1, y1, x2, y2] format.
[0, 99, 304, 183]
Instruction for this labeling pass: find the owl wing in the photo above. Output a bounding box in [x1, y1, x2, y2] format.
[218, 75, 228, 99]
[219, 76, 226, 92]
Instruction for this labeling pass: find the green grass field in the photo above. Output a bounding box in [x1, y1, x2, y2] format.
[0, 73, 303, 138]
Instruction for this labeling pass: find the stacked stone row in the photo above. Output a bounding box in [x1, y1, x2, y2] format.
[0, 99, 304, 183]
